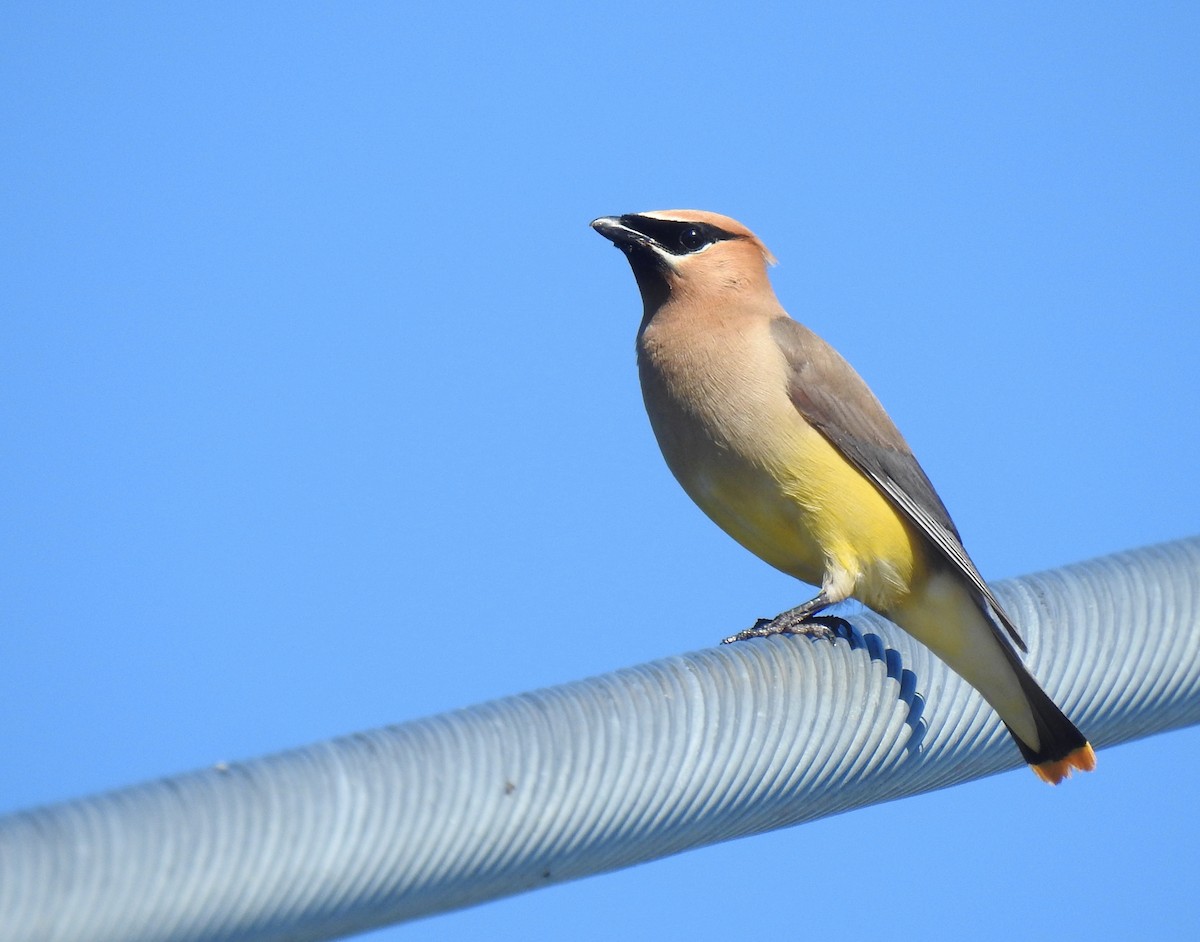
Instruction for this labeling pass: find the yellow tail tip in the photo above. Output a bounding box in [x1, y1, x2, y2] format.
[1032, 743, 1097, 785]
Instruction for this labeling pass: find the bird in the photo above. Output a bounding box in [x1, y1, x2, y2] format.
[591, 209, 1095, 784]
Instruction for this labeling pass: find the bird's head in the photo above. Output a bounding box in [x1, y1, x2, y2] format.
[591, 210, 777, 313]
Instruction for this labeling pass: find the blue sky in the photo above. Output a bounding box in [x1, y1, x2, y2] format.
[3, 3, 1198, 940]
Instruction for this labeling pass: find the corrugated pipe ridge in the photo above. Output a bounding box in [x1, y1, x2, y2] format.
[2, 538, 1198, 942]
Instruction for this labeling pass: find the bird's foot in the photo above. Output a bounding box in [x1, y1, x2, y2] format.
[721, 613, 851, 645]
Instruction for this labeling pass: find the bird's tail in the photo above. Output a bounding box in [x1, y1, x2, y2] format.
[996, 638, 1096, 784]
[889, 576, 1095, 784]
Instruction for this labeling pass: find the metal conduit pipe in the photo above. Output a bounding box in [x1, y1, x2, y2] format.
[2, 537, 1198, 942]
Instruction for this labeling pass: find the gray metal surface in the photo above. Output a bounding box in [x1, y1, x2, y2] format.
[2, 538, 1197, 941]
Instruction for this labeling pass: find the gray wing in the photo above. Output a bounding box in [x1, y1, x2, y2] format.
[769, 317, 1026, 652]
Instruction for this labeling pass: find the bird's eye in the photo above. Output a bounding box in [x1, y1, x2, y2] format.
[678, 227, 707, 252]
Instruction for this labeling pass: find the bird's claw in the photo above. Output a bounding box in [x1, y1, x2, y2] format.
[721, 614, 851, 645]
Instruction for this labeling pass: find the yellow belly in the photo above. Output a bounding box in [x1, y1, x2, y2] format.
[672, 417, 924, 611]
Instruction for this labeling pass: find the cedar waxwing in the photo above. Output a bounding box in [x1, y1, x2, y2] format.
[591, 209, 1095, 784]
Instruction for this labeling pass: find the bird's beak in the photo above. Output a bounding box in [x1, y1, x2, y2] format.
[590, 215, 660, 254]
